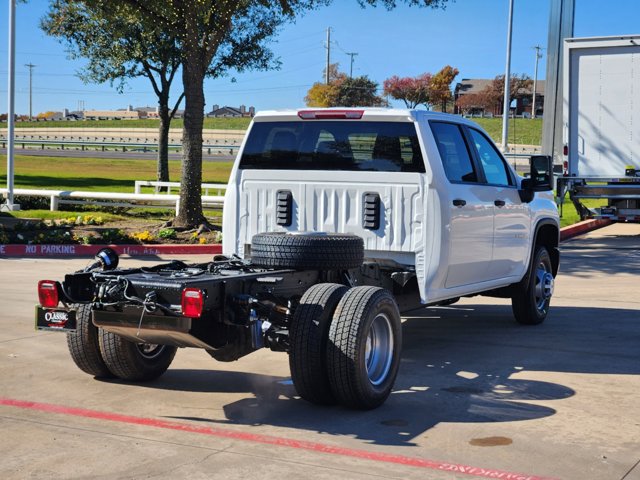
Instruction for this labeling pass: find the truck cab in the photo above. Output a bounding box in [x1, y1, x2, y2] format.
[223, 108, 559, 305]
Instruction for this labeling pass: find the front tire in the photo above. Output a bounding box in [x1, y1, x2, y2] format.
[66, 304, 113, 378]
[512, 245, 555, 325]
[327, 287, 402, 409]
[289, 283, 348, 405]
[98, 331, 177, 381]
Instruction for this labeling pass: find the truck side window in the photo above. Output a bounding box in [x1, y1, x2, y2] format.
[468, 129, 513, 186]
[430, 122, 477, 183]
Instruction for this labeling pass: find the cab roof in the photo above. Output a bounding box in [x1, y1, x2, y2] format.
[252, 107, 481, 129]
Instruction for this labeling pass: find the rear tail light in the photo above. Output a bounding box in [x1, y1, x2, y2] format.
[563, 160, 568, 175]
[563, 145, 568, 156]
[298, 110, 364, 120]
[181, 288, 204, 318]
[38, 280, 60, 308]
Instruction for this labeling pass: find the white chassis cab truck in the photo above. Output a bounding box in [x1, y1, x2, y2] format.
[558, 35, 640, 221]
[36, 108, 559, 410]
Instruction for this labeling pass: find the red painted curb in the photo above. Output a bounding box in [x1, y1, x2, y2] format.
[0, 243, 221, 257]
[559, 219, 612, 242]
[0, 397, 557, 480]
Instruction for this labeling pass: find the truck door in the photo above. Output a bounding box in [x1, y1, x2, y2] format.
[430, 122, 495, 288]
[466, 128, 529, 279]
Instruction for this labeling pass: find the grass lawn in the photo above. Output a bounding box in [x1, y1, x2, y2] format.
[471, 117, 542, 146]
[558, 197, 603, 228]
[7, 117, 251, 130]
[4, 209, 128, 222]
[0, 154, 233, 192]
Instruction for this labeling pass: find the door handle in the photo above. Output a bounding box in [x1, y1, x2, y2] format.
[494, 199, 506, 207]
[453, 199, 466, 207]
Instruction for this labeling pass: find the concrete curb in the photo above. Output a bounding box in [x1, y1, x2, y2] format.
[0, 219, 613, 257]
[559, 219, 612, 242]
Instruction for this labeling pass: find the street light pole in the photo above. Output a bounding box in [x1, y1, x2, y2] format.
[532, 45, 542, 119]
[501, 0, 515, 152]
[25, 63, 36, 121]
[3, 0, 19, 212]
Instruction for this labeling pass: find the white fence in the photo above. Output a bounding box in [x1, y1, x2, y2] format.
[134, 181, 227, 196]
[1, 181, 226, 214]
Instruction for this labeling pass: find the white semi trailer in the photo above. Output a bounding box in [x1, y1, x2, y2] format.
[558, 35, 640, 221]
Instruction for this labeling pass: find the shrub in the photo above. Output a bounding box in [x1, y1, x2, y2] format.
[158, 228, 177, 240]
[100, 229, 131, 244]
[131, 230, 155, 243]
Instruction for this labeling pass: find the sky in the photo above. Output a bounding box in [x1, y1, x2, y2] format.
[0, 0, 639, 115]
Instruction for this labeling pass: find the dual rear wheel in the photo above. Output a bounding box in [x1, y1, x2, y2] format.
[290, 284, 402, 410]
[66, 305, 176, 381]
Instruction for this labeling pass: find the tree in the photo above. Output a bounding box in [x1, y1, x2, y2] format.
[481, 74, 533, 114]
[383, 73, 432, 108]
[335, 76, 386, 107]
[304, 63, 344, 107]
[455, 92, 490, 115]
[305, 83, 338, 107]
[36, 111, 58, 119]
[42, 1, 184, 185]
[429, 65, 459, 112]
[89, 0, 449, 228]
[305, 64, 385, 107]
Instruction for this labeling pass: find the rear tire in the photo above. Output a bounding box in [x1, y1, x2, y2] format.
[289, 283, 348, 405]
[66, 304, 113, 378]
[327, 287, 402, 409]
[98, 331, 176, 381]
[512, 245, 554, 325]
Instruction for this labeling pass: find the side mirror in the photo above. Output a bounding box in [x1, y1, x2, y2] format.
[519, 155, 553, 203]
[530, 155, 553, 191]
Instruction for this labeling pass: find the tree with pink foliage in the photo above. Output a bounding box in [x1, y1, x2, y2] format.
[383, 73, 432, 108]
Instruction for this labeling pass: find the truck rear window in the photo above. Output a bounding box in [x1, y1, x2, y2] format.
[239, 121, 425, 172]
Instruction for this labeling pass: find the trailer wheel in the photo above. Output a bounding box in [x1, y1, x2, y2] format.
[66, 304, 113, 378]
[250, 232, 364, 270]
[290, 283, 348, 405]
[98, 331, 177, 381]
[512, 245, 554, 325]
[327, 286, 402, 409]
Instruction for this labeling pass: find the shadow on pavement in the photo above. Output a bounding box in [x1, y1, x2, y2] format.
[560, 234, 640, 277]
[132, 302, 638, 447]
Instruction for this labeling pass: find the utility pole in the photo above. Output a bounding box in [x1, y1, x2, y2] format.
[501, 0, 515, 152]
[532, 45, 543, 119]
[325, 27, 331, 84]
[346, 52, 358, 78]
[25, 62, 35, 121]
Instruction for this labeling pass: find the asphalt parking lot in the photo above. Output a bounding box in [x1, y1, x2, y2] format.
[1, 223, 639, 480]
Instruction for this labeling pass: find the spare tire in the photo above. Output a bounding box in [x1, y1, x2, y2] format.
[251, 232, 364, 270]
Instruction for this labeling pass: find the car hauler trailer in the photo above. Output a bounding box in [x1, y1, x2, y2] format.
[557, 35, 640, 222]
